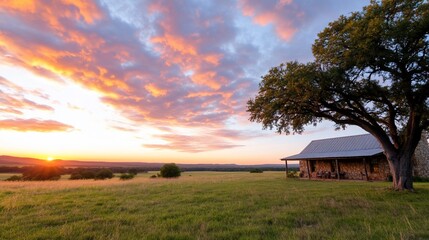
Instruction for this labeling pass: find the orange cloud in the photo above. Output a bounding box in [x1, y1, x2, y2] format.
[152, 34, 198, 56]
[61, 0, 103, 24]
[1, 0, 256, 145]
[151, 31, 227, 91]
[0, 118, 73, 132]
[0, 0, 37, 13]
[148, 1, 228, 91]
[254, 12, 276, 26]
[191, 71, 223, 90]
[186, 91, 232, 99]
[145, 83, 167, 97]
[0, 0, 102, 24]
[203, 54, 222, 66]
[0, 0, 128, 96]
[238, 0, 302, 41]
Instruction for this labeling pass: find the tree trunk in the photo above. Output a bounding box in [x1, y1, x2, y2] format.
[386, 153, 414, 191]
[398, 153, 414, 191]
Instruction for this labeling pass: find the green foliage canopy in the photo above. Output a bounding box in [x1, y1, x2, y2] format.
[160, 163, 181, 178]
[22, 166, 62, 181]
[247, 0, 429, 190]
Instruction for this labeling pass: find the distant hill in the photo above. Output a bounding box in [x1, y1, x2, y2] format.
[0, 155, 297, 171]
[0, 155, 46, 166]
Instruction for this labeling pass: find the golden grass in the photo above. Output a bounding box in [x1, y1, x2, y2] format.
[0, 171, 257, 191]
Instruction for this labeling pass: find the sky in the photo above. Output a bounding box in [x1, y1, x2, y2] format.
[0, 0, 371, 164]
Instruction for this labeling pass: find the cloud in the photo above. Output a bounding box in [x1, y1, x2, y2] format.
[238, 0, 303, 41]
[238, 0, 369, 44]
[142, 127, 264, 153]
[0, 76, 54, 114]
[0, 0, 250, 128]
[143, 133, 244, 153]
[0, 118, 74, 132]
[0, 0, 369, 152]
[144, 83, 167, 97]
[0, 0, 266, 152]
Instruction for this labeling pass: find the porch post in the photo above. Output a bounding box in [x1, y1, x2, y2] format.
[306, 160, 311, 179]
[336, 159, 340, 180]
[363, 157, 368, 181]
[285, 160, 288, 178]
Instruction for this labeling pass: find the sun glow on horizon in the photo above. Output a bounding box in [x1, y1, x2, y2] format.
[47, 156, 54, 161]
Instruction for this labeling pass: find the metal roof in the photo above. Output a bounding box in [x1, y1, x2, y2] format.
[281, 134, 384, 160]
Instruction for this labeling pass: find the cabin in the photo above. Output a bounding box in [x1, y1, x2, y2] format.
[282, 133, 429, 180]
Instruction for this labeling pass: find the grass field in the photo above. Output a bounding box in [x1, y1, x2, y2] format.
[1, 172, 428, 240]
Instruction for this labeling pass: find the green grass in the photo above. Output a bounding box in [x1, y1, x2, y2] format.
[0, 172, 428, 239]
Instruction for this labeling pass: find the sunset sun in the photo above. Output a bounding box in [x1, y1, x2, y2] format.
[47, 157, 54, 161]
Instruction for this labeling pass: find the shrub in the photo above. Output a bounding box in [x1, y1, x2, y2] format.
[150, 175, 157, 178]
[69, 169, 98, 180]
[160, 163, 181, 178]
[250, 169, 263, 173]
[287, 171, 299, 178]
[5, 175, 22, 181]
[128, 168, 139, 175]
[69, 172, 83, 180]
[95, 169, 114, 180]
[81, 170, 96, 179]
[22, 166, 61, 181]
[119, 173, 135, 180]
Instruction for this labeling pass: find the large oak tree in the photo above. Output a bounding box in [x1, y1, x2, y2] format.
[247, 0, 429, 190]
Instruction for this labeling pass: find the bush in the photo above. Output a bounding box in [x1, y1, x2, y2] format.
[95, 169, 114, 180]
[160, 163, 181, 178]
[128, 168, 140, 175]
[69, 169, 114, 180]
[5, 175, 22, 181]
[22, 166, 61, 181]
[81, 170, 96, 179]
[287, 171, 299, 178]
[69, 169, 96, 180]
[250, 169, 263, 173]
[69, 172, 83, 180]
[150, 175, 157, 178]
[119, 173, 135, 180]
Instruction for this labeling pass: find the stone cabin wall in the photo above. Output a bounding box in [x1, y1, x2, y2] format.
[299, 156, 390, 180]
[414, 132, 429, 178]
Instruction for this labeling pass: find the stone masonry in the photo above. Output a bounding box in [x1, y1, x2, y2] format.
[414, 131, 429, 178]
[299, 157, 390, 180]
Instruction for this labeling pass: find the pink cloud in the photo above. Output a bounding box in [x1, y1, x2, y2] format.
[143, 133, 244, 153]
[0, 0, 270, 152]
[0, 118, 74, 132]
[148, 1, 233, 90]
[238, 0, 303, 41]
[0, 76, 54, 114]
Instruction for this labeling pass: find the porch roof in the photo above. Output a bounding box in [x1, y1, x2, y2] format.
[281, 134, 384, 161]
